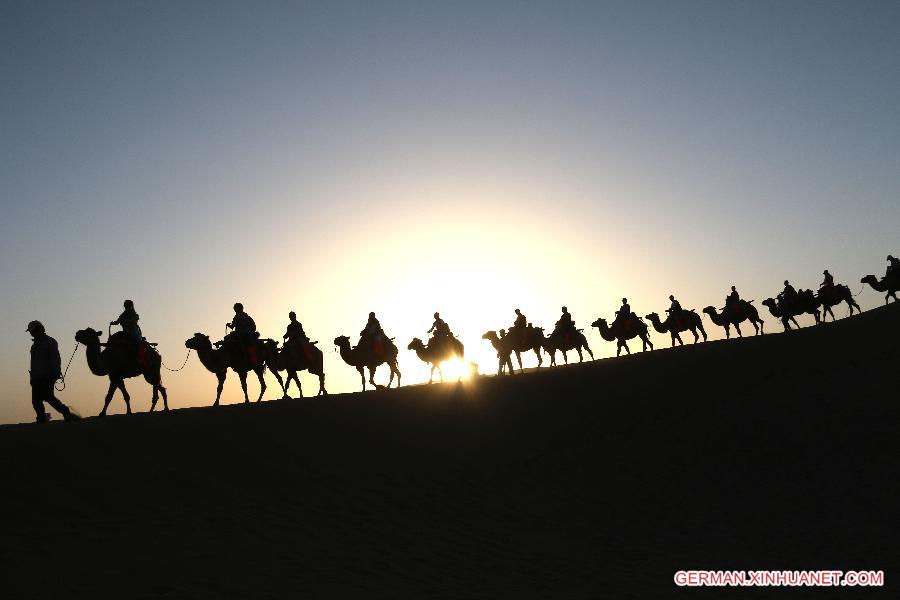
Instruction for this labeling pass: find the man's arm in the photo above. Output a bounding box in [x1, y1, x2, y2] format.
[49, 338, 62, 379]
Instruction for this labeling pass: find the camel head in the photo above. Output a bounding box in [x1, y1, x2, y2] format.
[74, 327, 102, 346]
[702, 306, 717, 316]
[761, 298, 776, 308]
[261, 338, 278, 350]
[645, 312, 661, 323]
[861, 275, 878, 285]
[333, 335, 351, 350]
[590, 318, 606, 329]
[407, 338, 425, 351]
[481, 330, 499, 343]
[185, 333, 212, 351]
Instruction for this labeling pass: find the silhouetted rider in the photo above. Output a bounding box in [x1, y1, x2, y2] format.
[283, 311, 309, 345]
[666, 295, 683, 321]
[428, 312, 451, 341]
[726, 286, 741, 315]
[510, 308, 527, 343]
[360, 312, 386, 354]
[111, 299, 142, 342]
[225, 302, 257, 359]
[887, 255, 900, 278]
[778, 280, 797, 314]
[613, 298, 631, 327]
[555, 306, 575, 337]
[820, 269, 834, 290]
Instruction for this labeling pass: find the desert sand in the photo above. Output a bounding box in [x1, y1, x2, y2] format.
[2, 304, 897, 598]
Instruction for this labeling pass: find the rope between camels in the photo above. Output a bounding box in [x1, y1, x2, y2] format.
[852, 283, 866, 298]
[162, 349, 191, 372]
[55, 343, 80, 392]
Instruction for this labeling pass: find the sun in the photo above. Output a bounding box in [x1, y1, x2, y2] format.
[438, 358, 476, 381]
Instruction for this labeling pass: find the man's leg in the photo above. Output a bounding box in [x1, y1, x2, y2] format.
[31, 382, 49, 422]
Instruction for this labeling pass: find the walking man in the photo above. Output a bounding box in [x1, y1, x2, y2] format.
[27, 320, 78, 423]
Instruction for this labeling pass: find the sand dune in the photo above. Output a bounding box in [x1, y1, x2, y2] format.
[2, 304, 898, 598]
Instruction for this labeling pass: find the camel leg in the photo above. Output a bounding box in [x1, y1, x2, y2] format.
[535, 347, 543, 367]
[291, 372, 303, 398]
[505, 355, 514, 374]
[214, 372, 226, 406]
[255, 368, 266, 402]
[117, 379, 132, 414]
[317, 372, 327, 395]
[699, 323, 707, 342]
[357, 366, 366, 391]
[757, 319, 764, 335]
[790, 316, 800, 329]
[690, 328, 699, 344]
[515, 351, 523, 370]
[734, 322, 742, 337]
[576, 348, 583, 362]
[99, 379, 118, 416]
[369, 366, 379, 389]
[584, 342, 594, 360]
[238, 371, 250, 403]
[438, 364, 444, 383]
[269, 368, 287, 399]
[562, 350, 569, 365]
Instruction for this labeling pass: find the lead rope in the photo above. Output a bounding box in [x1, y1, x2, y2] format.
[161, 349, 191, 372]
[55, 343, 80, 392]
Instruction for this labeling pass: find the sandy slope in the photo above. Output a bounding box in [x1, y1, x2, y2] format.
[1, 304, 898, 599]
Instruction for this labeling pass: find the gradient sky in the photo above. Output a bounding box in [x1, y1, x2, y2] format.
[2, 1, 898, 424]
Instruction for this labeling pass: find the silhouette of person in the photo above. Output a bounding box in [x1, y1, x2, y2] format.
[428, 312, 451, 344]
[614, 298, 631, 326]
[887, 255, 900, 278]
[511, 308, 527, 343]
[820, 269, 834, 290]
[283, 311, 309, 359]
[555, 306, 575, 338]
[27, 321, 78, 423]
[225, 302, 257, 360]
[361, 312, 386, 354]
[779, 280, 797, 314]
[110, 299, 142, 342]
[726, 286, 741, 315]
[666, 295, 682, 320]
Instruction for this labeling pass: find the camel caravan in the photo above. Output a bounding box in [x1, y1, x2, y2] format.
[28, 256, 896, 420]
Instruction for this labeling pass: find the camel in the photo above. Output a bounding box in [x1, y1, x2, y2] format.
[481, 331, 516, 375]
[334, 335, 401, 390]
[543, 328, 594, 365]
[185, 333, 275, 405]
[490, 325, 546, 370]
[645, 311, 707, 346]
[75, 328, 168, 416]
[702, 301, 764, 338]
[407, 336, 465, 383]
[261, 339, 328, 398]
[591, 316, 653, 356]
[861, 274, 899, 304]
[816, 284, 861, 321]
[762, 290, 820, 331]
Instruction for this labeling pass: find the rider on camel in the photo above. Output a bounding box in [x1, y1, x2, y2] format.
[428, 312, 452, 347]
[613, 298, 631, 328]
[110, 299, 142, 343]
[887, 255, 900, 278]
[726, 286, 741, 316]
[778, 280, 797, 314]
[283, 311, 310, 359]
[666, 295, 683, 324]
[225, 302, 258, 361]
[820, 269, 834, 291]
[361, 312, 386, 355]
[555, 306, 575, 339]
[510, 308, 527, 344]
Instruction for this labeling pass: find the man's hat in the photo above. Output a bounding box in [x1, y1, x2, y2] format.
[26, 320, 44, 333]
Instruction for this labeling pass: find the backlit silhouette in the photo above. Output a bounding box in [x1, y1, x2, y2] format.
[861, 256, 899, 303]
[407, 337, 465, 383]
[544, 306, 594, 364]
[334, 334, 401, 390]
[482, 330, 516, 375]
[645, 310, 707, 346]
[815, 274, 861, 321]
[185, 332, 273, 404]
[28, 321, 79, 422]
[702, 301, 764, 338]
[75, 327, 168, 415]
[262, 338, 327, 398]
[591, 312, 653, 356]
[763, 282, 821, 330]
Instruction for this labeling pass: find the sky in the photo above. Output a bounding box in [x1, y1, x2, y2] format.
[1, 1, 898, 424]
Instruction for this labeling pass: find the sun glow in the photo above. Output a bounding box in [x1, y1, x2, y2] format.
[437, 357, 476, 382]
